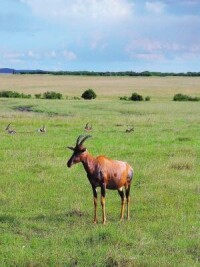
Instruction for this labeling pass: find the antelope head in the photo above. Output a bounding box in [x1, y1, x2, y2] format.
[67, 135, 92, 167]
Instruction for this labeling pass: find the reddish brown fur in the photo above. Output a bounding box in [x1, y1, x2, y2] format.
[67, 135, 134, 224]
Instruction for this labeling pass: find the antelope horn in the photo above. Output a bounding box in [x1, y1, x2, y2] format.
[79, 135, 92, 146]
[76, 135, 85, 146]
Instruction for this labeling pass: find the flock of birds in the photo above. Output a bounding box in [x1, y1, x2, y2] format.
[5, 122, 134, 134]
[5, 123, 46, 134]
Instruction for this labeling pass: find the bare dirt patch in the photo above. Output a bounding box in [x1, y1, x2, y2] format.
[14, 105, 34, 112]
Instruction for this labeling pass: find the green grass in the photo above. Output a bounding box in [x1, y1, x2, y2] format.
[0, 81, 200, 266]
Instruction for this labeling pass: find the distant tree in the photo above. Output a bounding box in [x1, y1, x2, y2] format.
[130, 92, 143, 101]
[81, 89, 97, 100]
[43, 91, 63, 99]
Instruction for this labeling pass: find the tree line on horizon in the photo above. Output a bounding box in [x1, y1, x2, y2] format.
[13, 70, 200, 77]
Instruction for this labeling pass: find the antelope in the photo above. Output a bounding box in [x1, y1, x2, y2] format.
[5, 123, 16, 134]
[38, 125, 46, 133]
[85, 122, 92, 132]
[67, 135, 134, 224]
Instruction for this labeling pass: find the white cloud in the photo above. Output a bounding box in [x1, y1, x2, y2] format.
[28, 50, 40, 59]
[134, 53, 165, 60]
[20, 0, 134, 23]
[125, 37, 200, 62]
[145, 1, 166, 14]
[126, 38, 190, 53]
[90, 33, 108, 50]
[3, 52, 25, 59]
[62, 50, 77, 60]
[181, 0, 200, 5]
[2, 48, 77, 62]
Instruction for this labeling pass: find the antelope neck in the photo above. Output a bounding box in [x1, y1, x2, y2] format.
[81, 152, 96, 174]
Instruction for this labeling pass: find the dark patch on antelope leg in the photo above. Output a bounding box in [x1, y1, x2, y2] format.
[92, 185, 98, 223]
[118, 188, 125, 220]
[101, 184, 106, 224]
[125, 185, 131, 220]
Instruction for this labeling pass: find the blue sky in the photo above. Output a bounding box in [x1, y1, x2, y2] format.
[0, 0, 200, 72]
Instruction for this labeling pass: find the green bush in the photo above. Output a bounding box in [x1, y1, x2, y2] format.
[35, 93, 42, 99]
[119, 93, 151, 101]
[145, 96, 151, 101]
[173, 93, 200, 101]
[81, 89, 97, 100]
[130, 92, 143, 101]
[0, 90, 31, 98]
[119, 96, 129, 100]
[43, 91, 63, 99]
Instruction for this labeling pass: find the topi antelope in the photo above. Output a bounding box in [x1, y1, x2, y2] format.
[38, 125, 46, 133]
[67, 135, 134, 224]
[5, 123, 16, 134]
[85, 122, 92, 132]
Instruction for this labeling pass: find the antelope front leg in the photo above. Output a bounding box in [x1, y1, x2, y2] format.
[101, 184, 106, 224]
[92, 186, 98, 224]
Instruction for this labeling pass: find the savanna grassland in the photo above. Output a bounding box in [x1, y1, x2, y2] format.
[0, 75, 200, 267]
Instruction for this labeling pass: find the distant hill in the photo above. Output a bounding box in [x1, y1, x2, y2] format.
[0, 68, 15, 74]
[0, 68, 45, 74]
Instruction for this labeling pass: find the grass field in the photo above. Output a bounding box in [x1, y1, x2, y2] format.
[0, 75, 200, 266]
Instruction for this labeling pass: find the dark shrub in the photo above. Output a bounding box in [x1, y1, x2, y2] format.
[173, 93, 189, 101]
[188, 96, 200, 101]
[35, 93, 42, 99]
[145, 96, 151, 101]
[43, 91, 63, 99]
[0, 90, 31, 98]
[119, 96, 129, 100]
[130, 92, 143, 101]
[173, 93, 200, 101]
[82, 89, 97, 100]
[0, 91, 13, 97]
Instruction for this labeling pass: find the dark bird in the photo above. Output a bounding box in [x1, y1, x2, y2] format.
[38, 125, 46, 133]
[85, 122, 92, 131]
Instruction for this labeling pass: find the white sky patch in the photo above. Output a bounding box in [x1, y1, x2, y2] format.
[90, 33, 108, 50]
[20, 0, 134, 23]
[126, 38, 190, 54]
[62, 50, 77, 61]
[27, 50, 40, 59]
[145, 1, 166, 14]
[181, 0, 200, 5]
[134, 53, 165, 60]
[46, 50, 57, 59]
[3, 52, 25, 59]
[125, 37, 200, 62]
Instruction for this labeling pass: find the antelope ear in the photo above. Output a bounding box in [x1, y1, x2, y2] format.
[67, 146, 75, 151]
